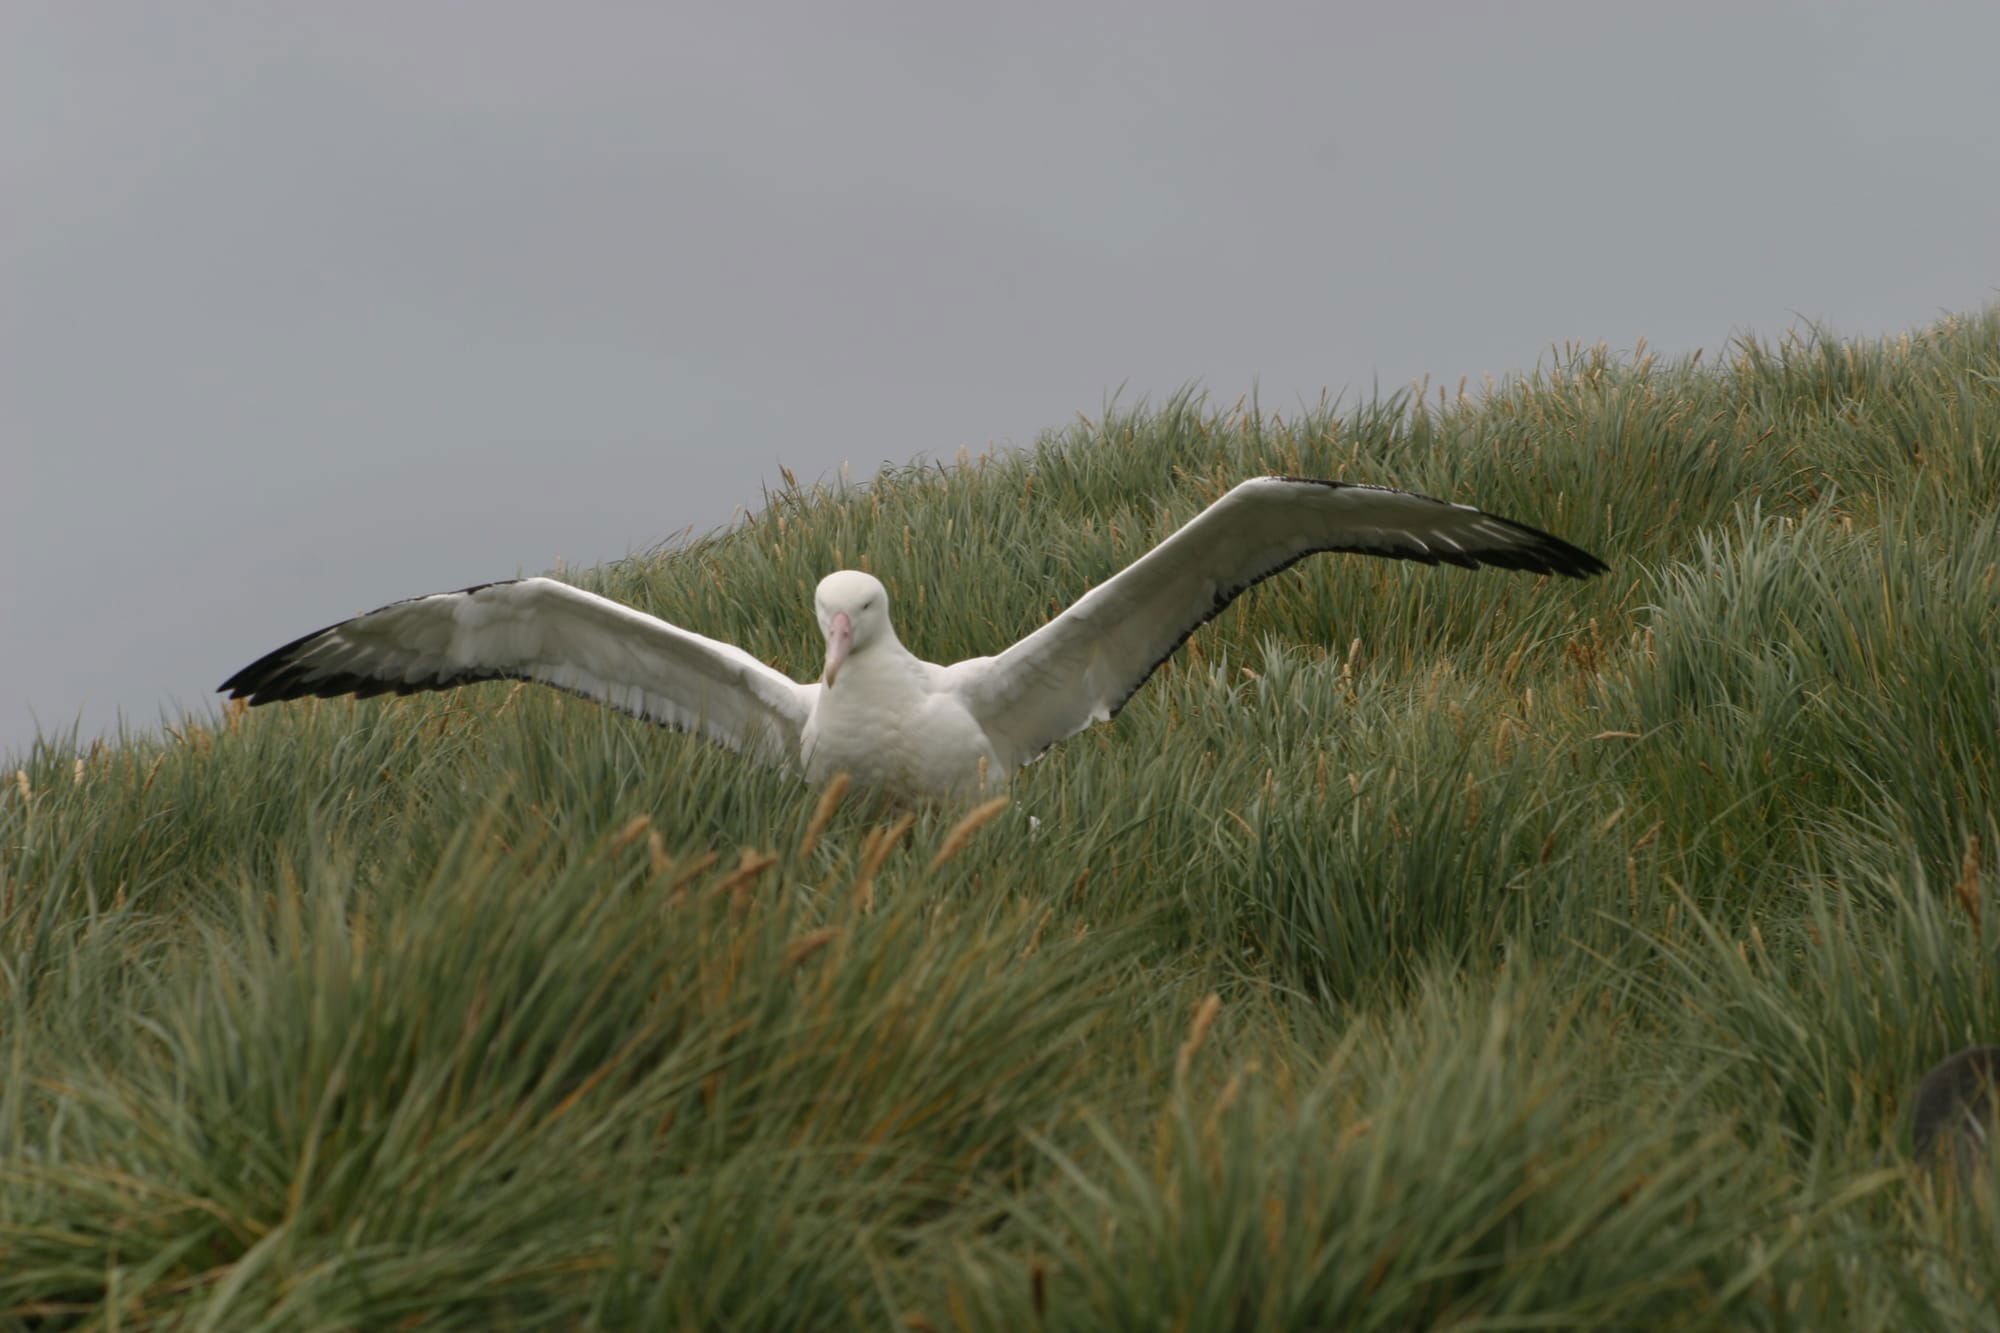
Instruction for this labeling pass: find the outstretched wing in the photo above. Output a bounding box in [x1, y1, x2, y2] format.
[944, 476, 1606, 769]
[219, 577, 817, 768]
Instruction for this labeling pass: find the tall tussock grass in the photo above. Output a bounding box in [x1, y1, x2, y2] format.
[5, 307, 2000, 1325]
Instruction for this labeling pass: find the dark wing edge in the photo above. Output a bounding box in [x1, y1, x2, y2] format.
[1269, 477, 1610, 579]
[217, 582, 516, 704]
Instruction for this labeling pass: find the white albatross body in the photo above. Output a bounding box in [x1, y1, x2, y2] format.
[221, 476, 1607, 801]
[796, 582, 1000, 797]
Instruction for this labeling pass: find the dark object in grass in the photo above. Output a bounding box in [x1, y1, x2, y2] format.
[1911, 1045, 2000, 1178]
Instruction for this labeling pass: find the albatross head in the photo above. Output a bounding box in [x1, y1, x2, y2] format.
[814, 570, 893, 688]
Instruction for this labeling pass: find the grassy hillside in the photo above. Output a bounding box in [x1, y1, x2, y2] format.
[6, 308, 2000, 1327]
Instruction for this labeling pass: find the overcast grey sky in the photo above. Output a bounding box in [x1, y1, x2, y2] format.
[5, 0, 1998, 760]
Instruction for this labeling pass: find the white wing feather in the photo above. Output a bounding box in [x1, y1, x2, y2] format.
[220, 577, 816, 769]
[943, 476, 1604, 770]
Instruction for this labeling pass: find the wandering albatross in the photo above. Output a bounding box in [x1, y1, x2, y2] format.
[220, 476, 1607, 801]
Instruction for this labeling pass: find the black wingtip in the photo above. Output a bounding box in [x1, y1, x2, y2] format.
[217, 623, 343, 705]
[1446, 507, 1609, 580]
[218, 580, 527, 706]
[1517, 532, 1610, 581]
[218, 635, 503, 706]
[1437, 505, 1611, 582]
[1270, 475, 1607, 580]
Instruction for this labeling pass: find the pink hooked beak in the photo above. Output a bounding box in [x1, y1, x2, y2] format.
[822, 610, 853, 687]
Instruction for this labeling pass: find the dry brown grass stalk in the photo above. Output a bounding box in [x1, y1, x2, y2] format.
[1175, 992, 1221, 1082]
[799, 772, 851, 860]
[784, 927, 840, 968]
[928, 796, 1010, 869]
[1953, 834, 1983, 935]
[853, 813, 915, 912]
[608, 815, 652, 852]
[713, 848, 778, 916]
[664, 850, 721, 906]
